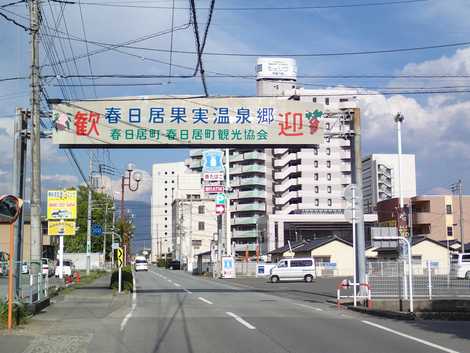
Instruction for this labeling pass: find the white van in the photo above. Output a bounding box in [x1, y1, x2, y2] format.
[269, 258, 316, 283]
[134, 256, 149, 272]
[451, 253, 470, 279]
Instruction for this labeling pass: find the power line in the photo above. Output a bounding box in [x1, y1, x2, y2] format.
[0, 8, 29, 30]
[189, 0, 209, 96]
[77, 0, 97, 97]
[53, 0, 432, 11]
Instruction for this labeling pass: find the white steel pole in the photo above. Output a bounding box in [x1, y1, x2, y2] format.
[395, 114, 404, 209]
[58, 234, 64, 279]
[406, 237, 414, 312]
[225, 148, 231, 256]
[352, 185, 357, 307]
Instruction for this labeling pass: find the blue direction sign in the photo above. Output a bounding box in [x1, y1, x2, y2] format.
[91, 224, 103, 236]
[215, 193, 226, 205]
[202, 150, 224, 173]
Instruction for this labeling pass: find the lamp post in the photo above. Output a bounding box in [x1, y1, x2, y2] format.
[120, 164, 142, 263]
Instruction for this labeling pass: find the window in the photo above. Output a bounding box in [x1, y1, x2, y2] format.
[164, 181, 168, 184]
[198, 221, 205, 231]
[164, 210, 168, 213]
[327, 161, 331, 168]
[164, 232, 167, 235]
[165, 172, 168, 175]
[315, 199, 319, 206]
[165, 188, 167, 191]
[446, 204, 452, 214]
[291, 259, 313, 267]
[326, 122, 330, 130]
[339, 98, 349, 102]
[327, 173, 332, 181]
[198, 205, 205, 214]
[327, 186, 332, 193]
[164, 202, 168, 206]
[412, 255, 422, 265]
[165, 224, 167, 228]
[325, 136, 330, 143]
[462, 255, 470, 263]
[314, 173, 319, 181]
[314, 149, 318, 156]
[447, 226, 453, 236]
[312, 97, 317, 103]
[164, 195, 168, 198]
[328, 199, 332, 206]
[172, 180, 175, 184]
[165, 217, 167, 221]
[314, 256, 331, 264]
[315, 186, 319, 193]
[278, 260, 288, 268]
[314, 161, 318, 168]
[325, 97, 330, 105]
[326, 147, 331, 156]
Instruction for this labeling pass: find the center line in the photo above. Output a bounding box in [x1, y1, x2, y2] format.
[226, 312, 256, 330]
[198, 297, 213, 305]
[362, 320, 459, 353]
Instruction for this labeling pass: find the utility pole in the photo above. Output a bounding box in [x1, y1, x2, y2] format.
[225, 148, 231, 256]
[103, 203, 108, 265]
[86, 156, 93, 275]
[13, 108, 28, 296]
[452, 180, 465, 253]
[29, 0, 42, 273]
[351, 108, 366, 287]
[395, 113, 405, 209]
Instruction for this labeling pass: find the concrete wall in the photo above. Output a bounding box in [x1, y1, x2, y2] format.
[63, 252, 104, 270]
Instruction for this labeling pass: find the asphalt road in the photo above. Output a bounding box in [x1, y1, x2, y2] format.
[116, 267, 470, 353]
[2, 267, 470, 353]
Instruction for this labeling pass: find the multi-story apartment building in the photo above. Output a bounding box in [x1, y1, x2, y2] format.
[377, 195, 470, 245]
[151, 162, 201, 262]
[172, 196, 217, 270]
[186, 58, 378, 255]
[362, 154, 416, 213]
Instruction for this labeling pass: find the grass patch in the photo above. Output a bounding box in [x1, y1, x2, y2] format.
[110, 266, 133, 292]
[74, 270, 107, 288]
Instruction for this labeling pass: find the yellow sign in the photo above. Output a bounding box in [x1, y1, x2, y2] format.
[47, 190, 77, 220]
[48, 220, 76, 236]
[116, 248, 124, 268]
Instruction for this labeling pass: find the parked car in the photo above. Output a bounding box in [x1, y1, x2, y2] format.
[269, 258, 316, 283]
[134, 256, 149, 272]
[41, 258, 55, 277]
[167, 260, 181, 270]
[451, 253, 470, 279]
[55, 259, 75, 277]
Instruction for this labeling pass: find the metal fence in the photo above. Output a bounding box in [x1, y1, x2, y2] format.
[367, 260, 470, 299]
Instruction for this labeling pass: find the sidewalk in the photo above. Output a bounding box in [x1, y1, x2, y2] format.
[0, 274, 132, 353]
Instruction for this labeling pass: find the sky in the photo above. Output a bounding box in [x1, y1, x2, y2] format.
[1, 0, 470, 209]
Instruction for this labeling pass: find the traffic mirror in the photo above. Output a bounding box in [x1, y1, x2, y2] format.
[0, 195, 24, 224]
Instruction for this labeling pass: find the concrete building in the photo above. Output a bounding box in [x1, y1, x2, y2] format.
[362, 154, 416, 213]
[151, 162, 201, 262]
[172, 196, 217, 271]
[187, 58, 375, 255]
[377, 195, 470, 245]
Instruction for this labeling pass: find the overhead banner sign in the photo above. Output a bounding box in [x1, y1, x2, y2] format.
[48, 220, 76, 236]
[51, 97, 324, 147]
[47, 190, 77, 220]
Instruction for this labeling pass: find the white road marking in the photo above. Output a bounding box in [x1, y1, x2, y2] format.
[198, 297, 213, 305]
[226, 312, 256, 330]
[293, 303, 323, 312]
[174, 283, 181, 287]
[184, 288, 193, 294]
[120, 273, 137, 331]
[149, 270, 192, 294]
[362, 320, 459, 353]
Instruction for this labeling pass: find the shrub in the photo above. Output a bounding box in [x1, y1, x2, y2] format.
[110, 266, 134, 292]
[0, 301, 29, 328]
[157, 259, 168, 268]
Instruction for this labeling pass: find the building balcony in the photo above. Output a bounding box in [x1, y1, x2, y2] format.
[232, 202, 266, 212]
[339, 149, 351, 160]
[189, 159, 202, 169]
[242, 164, 265, 173]
[232, 230, 258, 239]
[234, 190, 266, 199]
[275, 191, 300, 206]
[230, 153, 244, 163]
[233, 216, 260, 225]
[234, 243, 257, 251]
[340, 163, 351, 172]
[273, 148, 289, 156]
[274, 165, 299, 180]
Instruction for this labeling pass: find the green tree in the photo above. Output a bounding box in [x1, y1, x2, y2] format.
[64, 186, 115, 260]
[116, 217, 135, 261]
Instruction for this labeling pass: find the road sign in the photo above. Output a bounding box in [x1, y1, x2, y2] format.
[51, 98, 325, 147]
[202, 149, 224, 172]
[48, 220, 76, 236]
[47, 190, 77, 220]
[91, 224, 103, 236]
[221, 256, 236, 278]
[116, 247, 124, 268]
[215, 204, 225, 216]
[203, 185, 224, 193]
[203, 172, 225, 182]
[215, 193, 226, 205]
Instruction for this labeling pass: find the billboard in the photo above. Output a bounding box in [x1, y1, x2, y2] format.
[47, 190, 77, 220]
[48, 220, 76, 236]
[51, 97, 324, 147]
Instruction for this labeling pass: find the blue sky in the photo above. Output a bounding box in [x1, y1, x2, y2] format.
[1, 0, 470, 204]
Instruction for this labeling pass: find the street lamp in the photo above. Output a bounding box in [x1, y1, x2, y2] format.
[120, 164, 142, 263]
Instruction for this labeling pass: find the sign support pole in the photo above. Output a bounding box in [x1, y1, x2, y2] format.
[58, 234, 64, 279]
[8, 223, 14, 331]
[225, 148, 231, 256]
[352, 185, 357, 307]
[118, 267, 122, 293]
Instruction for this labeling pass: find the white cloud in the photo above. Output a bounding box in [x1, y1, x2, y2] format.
[41, 174, 79, 184]
[99, 169, 152, 202]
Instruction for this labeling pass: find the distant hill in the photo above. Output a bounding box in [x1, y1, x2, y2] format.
[124, 200, 151, 255]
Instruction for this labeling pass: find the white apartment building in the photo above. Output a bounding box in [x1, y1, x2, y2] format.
[151, 162, 201, 262]
[185, 58, 380, 255]
[172, 197, 217, 271]
[362, 154, 416, 213]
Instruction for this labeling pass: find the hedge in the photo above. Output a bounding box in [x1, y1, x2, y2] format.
[110, 265, 134, 292]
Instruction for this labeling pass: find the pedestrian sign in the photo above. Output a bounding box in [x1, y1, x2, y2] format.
[116, 247, 124, 268]
[215, 193, 226, 205]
